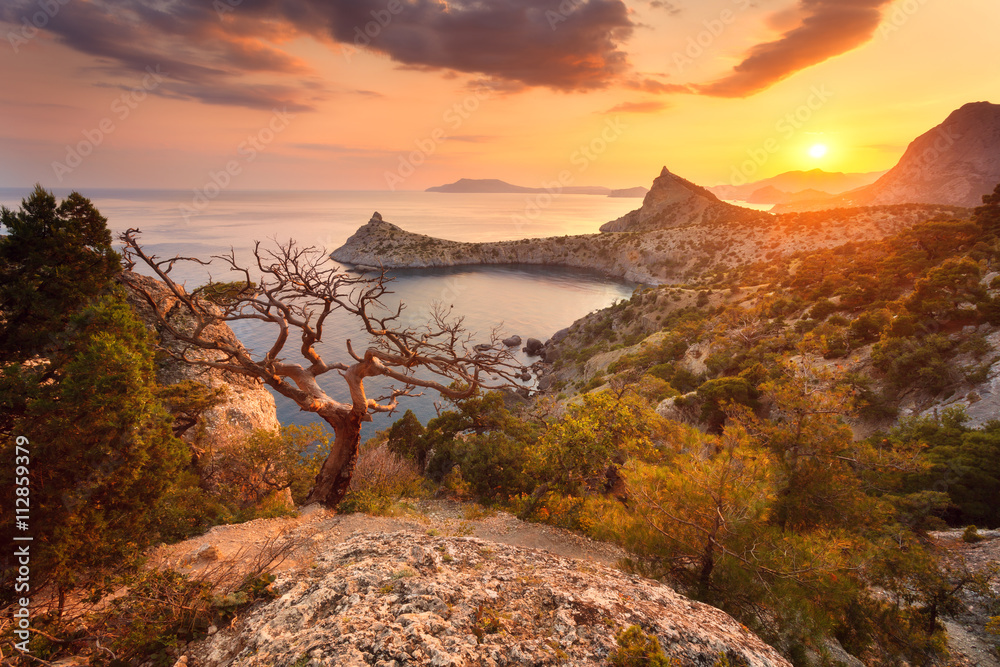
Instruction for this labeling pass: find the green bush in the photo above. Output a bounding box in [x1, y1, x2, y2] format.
[963, 525, 984, 543]
[608, 625, 672, 667]
[696, 376, 760, 432]
[871, 334, 955, 394]
[445, 431, 534, 503]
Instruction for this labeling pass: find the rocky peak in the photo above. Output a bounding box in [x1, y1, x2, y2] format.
[855, 101, 1000, 207]
[601, 166, 766, 232]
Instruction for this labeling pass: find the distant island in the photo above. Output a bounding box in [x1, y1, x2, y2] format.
[427, 178, 648, 198]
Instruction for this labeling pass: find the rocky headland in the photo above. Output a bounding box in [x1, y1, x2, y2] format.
[332, 201, 963, 287]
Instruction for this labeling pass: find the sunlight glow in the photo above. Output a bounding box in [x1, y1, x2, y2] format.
[809, 144, 829, 159]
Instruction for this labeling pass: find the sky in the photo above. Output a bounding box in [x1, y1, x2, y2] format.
[0, 0, 998, 192]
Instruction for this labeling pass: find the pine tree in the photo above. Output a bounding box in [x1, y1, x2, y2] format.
[0, 185, 120, 361]
[1, 293, 187, 606]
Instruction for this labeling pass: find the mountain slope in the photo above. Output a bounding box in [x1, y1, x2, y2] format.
[776, 101, 1000, 212]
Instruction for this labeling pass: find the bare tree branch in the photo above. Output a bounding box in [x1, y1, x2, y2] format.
[119, 229, 522, 506]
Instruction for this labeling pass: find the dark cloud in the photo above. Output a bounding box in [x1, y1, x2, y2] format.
[321, 0, 636, 91]
[605, 100, 670, 113]
[695, 0, 894, 98]
[0, 0, 636, 110]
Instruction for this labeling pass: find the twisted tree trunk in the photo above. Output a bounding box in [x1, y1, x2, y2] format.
[307, 409, 363, 507]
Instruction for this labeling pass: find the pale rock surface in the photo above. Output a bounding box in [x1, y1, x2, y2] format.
[190, 531, 790, 667]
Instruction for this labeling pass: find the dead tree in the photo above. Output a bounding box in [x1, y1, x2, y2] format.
[120, 229, 520, 507]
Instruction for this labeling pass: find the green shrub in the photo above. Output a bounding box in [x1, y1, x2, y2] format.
[608, 625, 672, 667]
[696, 376, 760, 432]
[386, 409, 427, 465]
[963, 525, 984, 543]
[871, 334, 955, 394]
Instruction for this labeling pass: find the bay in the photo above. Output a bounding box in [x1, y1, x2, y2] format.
[0, 188, 638, 434]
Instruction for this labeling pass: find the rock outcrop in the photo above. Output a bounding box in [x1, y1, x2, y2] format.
[121, 272, 280, 440]
[600, 167, 766, 233]
[191, 531, 790, 667]
[775, 101, 1000, 212]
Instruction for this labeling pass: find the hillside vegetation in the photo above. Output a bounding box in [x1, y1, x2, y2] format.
[373, 185, 1000, 665]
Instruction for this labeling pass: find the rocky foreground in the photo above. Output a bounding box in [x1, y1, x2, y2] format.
[187, 525, 790, 667]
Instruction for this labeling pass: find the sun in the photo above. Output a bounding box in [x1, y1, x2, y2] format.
[809, 144, 829, 159]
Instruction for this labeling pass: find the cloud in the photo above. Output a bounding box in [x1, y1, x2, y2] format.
[648, 1, 682, 16]
[0, 0, 637, 111]
[695, 0, 894, 98]
[291, 143, 397, 157]
[450, 135, 497, 143]
[605, 100, 670, 113]
[326, 0, 635, 91]
[627, 78, 691, 94]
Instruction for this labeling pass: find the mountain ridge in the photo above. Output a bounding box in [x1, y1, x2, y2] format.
[709, 168, 887, 201]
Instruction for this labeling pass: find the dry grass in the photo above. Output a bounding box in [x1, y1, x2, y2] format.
[338, 442, 424, 515]
[350, 442, 422, 497]
[0, 532, 305, 665]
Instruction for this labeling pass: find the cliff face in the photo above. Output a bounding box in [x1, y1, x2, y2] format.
[121, 272, 280, 439]
[191, 530, 791, 667]
[858, 101, 1000, 207]
[601, 167, 765, 233]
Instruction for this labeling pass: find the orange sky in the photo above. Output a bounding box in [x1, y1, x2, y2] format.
[1, 0, 997, 191]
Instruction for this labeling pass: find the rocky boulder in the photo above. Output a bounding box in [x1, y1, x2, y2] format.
[523, 337, 545, 357]
[191, 531, 789, 667]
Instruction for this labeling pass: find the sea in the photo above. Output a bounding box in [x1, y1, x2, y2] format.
[0, 188, 639, 436]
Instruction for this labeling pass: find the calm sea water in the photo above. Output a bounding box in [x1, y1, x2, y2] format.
[1, 188, 637, 434]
